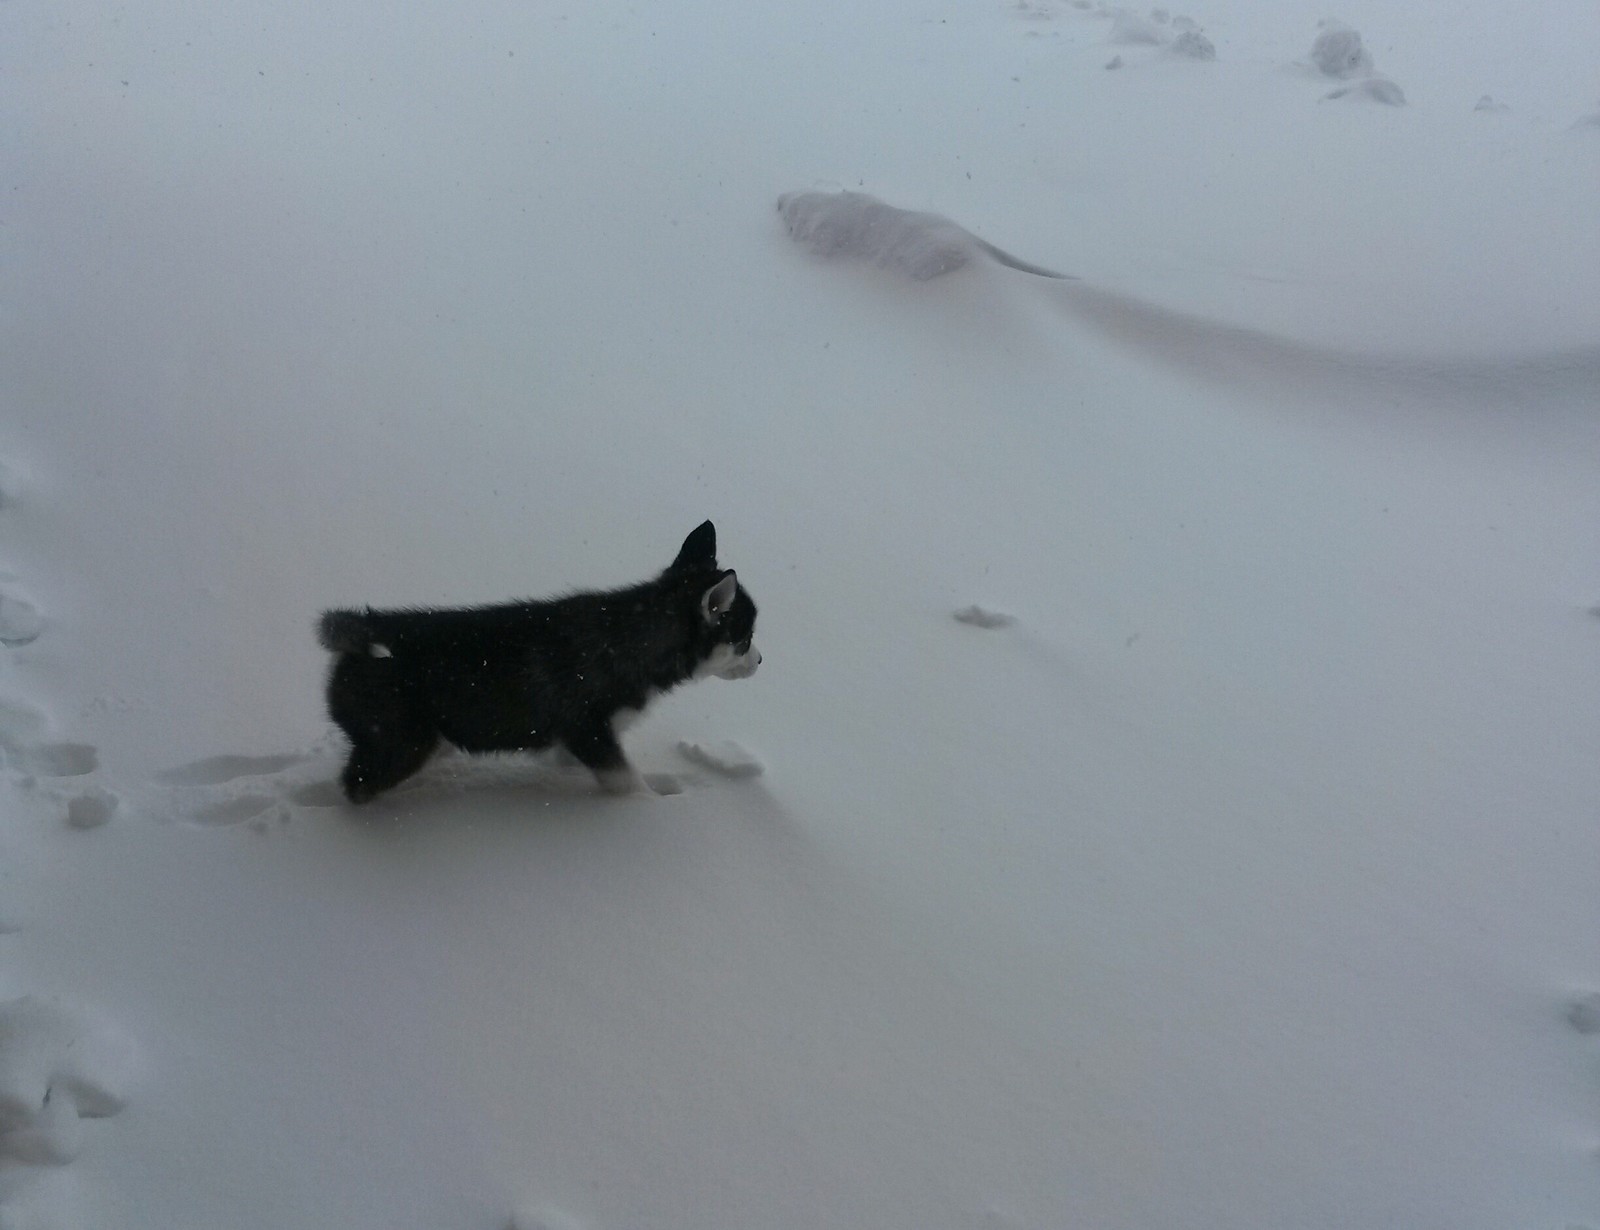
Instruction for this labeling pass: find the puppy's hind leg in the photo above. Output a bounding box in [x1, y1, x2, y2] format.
[340, 719, 440, 803]
[326, 653, 439, 803]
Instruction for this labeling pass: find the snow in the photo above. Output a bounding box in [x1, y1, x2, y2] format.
[0, 598, 43, 651]
[675, 740, 766, 779]
[1169, 29, 1217, 61]
[2, 0, 1599, 1227]
[1568, 993, 1600, 1037]
[1308, 24, 1373, 78]
[1325, 76, 1408, 107]
[1109, 11, 1166, 46]
[953, 605, 1019, 630]
[62, 789, 117, 833]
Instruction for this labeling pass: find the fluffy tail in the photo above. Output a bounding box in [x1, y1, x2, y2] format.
[317, 608, 375, 654]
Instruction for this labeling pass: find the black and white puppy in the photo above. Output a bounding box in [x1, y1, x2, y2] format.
[317, 521, 759, 802]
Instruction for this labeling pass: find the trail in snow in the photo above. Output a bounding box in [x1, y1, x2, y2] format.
[777, 189, 1600, 408]
[0, 446, 134, 1226]
[1051, 280, 1600, 405]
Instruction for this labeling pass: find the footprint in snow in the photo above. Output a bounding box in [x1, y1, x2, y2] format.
[0, 591, 44, 647]
[0, 460, 26, 511]
[155, 752, 305, 786]
[1565, 992, 1600, 1035]
[148, 744, 346, 822]
[0, 996, 138, 1167]
[287, 778, 347, 809]
[642, 771, 687, 796]
[6, 743, 98, 779]
[675, 739, 764, 779]
[0, 699, 99, 780]
[64, 787, 117, 831]
[191, 794, 282, 827]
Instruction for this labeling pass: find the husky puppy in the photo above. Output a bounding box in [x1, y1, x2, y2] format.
[317, 521, 759, 802]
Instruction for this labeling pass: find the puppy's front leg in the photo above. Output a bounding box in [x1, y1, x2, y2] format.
[562, 723, 646, 795]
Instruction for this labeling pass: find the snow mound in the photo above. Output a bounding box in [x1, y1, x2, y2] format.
[779, 190, 972, 280]
[953, 604, 1017, 630]
[778, 190, 1070, 280]
[1566, 992, 1600, 1035]
[1168, 29, 1215, 60]
[1109, 10, 1163, 45]
[675, 739, 765, 778]
[1309, 24, 1372, 78]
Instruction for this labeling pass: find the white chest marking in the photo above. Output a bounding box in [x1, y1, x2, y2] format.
[611, 690, 660, 735]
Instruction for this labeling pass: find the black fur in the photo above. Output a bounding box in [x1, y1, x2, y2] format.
[318, 521, 759, 803]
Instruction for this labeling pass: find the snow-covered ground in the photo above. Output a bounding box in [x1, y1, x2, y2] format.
[2, 0, 1598, 1226]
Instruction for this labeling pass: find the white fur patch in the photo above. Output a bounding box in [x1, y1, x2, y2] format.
[696, 641, 761, 681]
[611, 693, 658, 735]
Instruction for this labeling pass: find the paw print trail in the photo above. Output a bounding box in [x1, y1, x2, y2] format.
[0, 447, 133, 1225]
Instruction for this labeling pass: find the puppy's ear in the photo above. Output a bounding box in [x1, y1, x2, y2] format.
[672, 520, 717, 572]
[700, 571, 738, 624]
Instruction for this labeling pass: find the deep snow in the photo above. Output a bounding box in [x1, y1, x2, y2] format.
[2, 0, 1598, 1227]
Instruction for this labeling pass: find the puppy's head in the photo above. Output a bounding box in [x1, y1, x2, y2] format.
[671, 521, 761, 681]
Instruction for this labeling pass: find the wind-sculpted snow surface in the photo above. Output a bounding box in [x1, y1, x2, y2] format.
[1324, 76, 1406, 107]
[6, 0, 1600, 1227]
